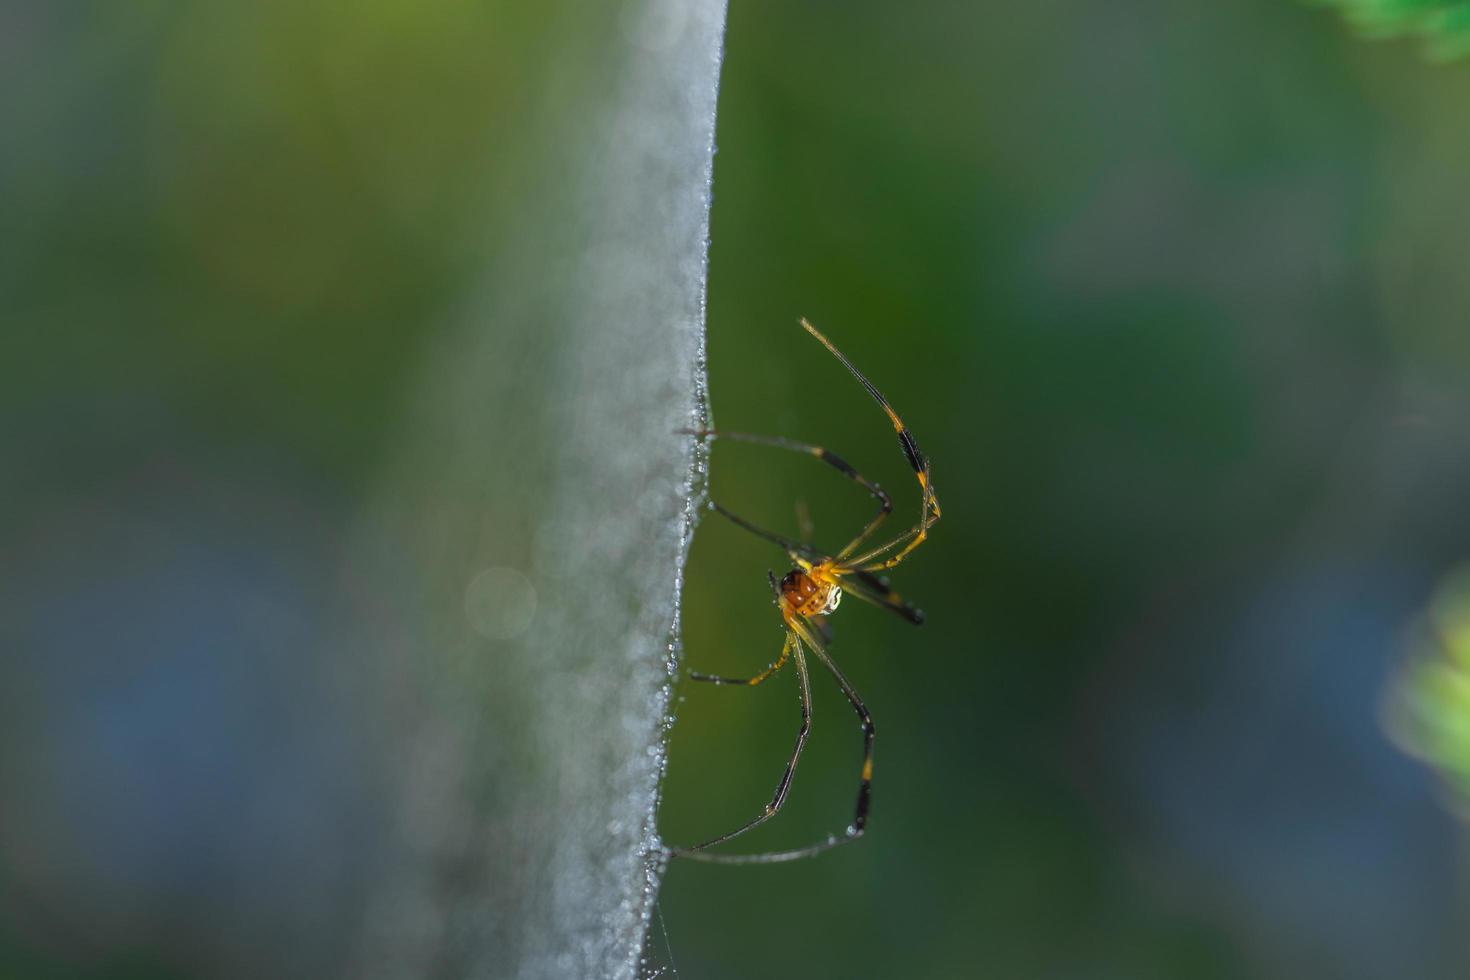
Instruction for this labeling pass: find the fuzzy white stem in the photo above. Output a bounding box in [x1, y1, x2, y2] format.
[343, 2, 726, 977]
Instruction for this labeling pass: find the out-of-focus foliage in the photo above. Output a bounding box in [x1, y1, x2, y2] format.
[1387, 568, 1470, 808]
[1318, 0, 1470, 58]
[654, 1, 1470, 978]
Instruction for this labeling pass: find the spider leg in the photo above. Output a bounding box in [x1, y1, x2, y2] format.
[708, 501, 820, 564]
[807, 635, 874, 839]
[684, 429, 893, 561]
[673, 619, 874, 865]
[666, 632, 812, 857]
[808, 613, 834, 647]
[800, 318, 941, 526]
[686, 573, 790, 686]
[853, 512, 935, 573]
[836, 568, 924, 625]
[688, 634, 791, 687]
[840, 461, 939, 572]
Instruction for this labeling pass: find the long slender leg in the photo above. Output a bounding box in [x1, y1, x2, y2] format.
[856, 496, 937, 572]
[691, 573, 790, 686]
[808, 613, 834, 647]
[800, 318, 940, 522]
[689, 637, 791, 687]
[666, 634, 812, 856]
[673, 620, 875, 865]
[708, 501, 818, 563]
[842, 461, 940, 572]
[685, 429, 893, 559]
[843, 521, 920, 569]
[807, 638, 875, 840]
[836, 568, 925, 626]
[859, 526, 931, 572]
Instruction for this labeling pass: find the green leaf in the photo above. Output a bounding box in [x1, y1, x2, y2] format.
[1317, 0, 1470, 58]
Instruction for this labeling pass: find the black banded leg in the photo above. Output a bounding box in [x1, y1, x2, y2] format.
[672, 621, 876, 866]
[683, 429, 893, 560]
[799, 318, 939, 520]
[808, 641, 875, 841]
[836, 568, 925, 626]
[667, 635, 813, 856]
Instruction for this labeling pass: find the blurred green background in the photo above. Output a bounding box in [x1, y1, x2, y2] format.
[661, 0, 1470, 976]
[6, 0, 1470, 977]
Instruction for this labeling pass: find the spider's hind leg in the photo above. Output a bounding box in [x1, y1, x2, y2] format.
[667, 632, 813, 856]
[671, 621, 873, 865]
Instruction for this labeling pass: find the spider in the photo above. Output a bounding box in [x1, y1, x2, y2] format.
[667, 318, 941, 864]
